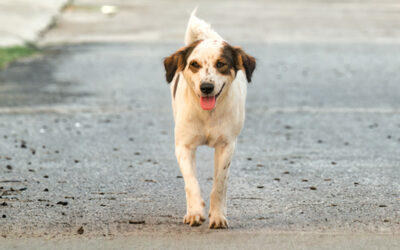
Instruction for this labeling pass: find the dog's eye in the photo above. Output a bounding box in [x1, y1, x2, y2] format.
[216, 61, 226, 68]
[190, 61, 200, 68]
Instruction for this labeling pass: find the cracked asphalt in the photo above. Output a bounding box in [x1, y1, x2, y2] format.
[1, 0, 400, 249]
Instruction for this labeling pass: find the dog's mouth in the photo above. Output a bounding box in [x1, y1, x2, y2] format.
[199, 83, 225, 111]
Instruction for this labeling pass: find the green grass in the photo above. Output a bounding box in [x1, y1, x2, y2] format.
[0, 46, 38, 68]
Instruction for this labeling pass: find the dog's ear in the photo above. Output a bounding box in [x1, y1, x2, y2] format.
[164, 50, 185, 83]
[234, 47, 256, 83]
[163, 40, 202, 83]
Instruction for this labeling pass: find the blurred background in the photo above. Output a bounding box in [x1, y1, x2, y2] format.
[0, 0, 399, 247]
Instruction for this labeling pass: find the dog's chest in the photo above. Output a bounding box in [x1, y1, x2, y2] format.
[199, 112, 243, 147]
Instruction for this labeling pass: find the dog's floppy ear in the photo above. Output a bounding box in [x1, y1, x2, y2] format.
[164, 50, 185, 83]
[234, 47, 256, 83]
[163, 40, 203, 83]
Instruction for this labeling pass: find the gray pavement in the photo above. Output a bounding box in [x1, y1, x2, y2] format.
[1, 42, 399, 236]
[40, 0, 400, 45]
[1, 0, 400, 248]
[1, 233, 399, 250]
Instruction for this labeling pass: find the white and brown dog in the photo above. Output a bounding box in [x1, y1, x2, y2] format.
[163, 10, 256, 229]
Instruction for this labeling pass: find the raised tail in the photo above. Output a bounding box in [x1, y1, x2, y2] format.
[184, 8, 223, 45]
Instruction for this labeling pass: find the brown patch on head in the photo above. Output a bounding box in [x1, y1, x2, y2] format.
[189, 60, 202, 73]
[163, 40, 203, 83]
[219, 44, 236, 76]
[220, 42, 256, 82]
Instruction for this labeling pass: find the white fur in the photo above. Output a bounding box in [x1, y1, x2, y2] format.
[184, 8, 223, 45]
[170, 11, 248, 229]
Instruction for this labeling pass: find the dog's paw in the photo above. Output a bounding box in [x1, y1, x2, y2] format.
[209, 213, 229, 229]
[183, 213, 206, 227]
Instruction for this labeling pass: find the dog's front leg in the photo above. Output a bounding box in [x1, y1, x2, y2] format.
[209, 141, 235, 229]
[175, 144, 205, 226]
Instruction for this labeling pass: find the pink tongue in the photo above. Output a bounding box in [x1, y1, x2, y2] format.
[200, 96, 216, 110]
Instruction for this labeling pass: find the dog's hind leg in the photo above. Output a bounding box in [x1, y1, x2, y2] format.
[209, 141, 236, 229]
[175, 144, 205, 226]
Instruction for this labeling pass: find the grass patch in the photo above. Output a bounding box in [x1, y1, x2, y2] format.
[0, 46, 38, 68]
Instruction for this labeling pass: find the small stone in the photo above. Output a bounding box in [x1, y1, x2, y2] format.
[368, 123, 378, 129]
[310, 186, 317, 190]
[57, 201, 68, 206]
[129, 220, 145, 224]
[6, 165, 12, 170]
[77, 226, 84, 234]
[257, 185, 264, 189]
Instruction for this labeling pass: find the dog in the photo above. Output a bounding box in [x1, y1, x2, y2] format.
[163, 10, 256, 229]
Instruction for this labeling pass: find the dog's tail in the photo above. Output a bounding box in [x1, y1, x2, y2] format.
[184, 8, 223, 45]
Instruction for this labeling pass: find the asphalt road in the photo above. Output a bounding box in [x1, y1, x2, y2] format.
[0, 43, 399, 240]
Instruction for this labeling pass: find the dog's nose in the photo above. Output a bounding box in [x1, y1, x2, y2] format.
[200, 83, 214, 94]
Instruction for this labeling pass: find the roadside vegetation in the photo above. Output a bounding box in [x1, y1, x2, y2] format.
[0, 45, 38, 68]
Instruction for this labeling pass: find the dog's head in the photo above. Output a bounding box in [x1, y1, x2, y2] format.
[164, 39, 256, 110]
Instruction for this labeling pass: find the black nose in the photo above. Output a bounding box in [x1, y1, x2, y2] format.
[200, 83, 214, 94]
